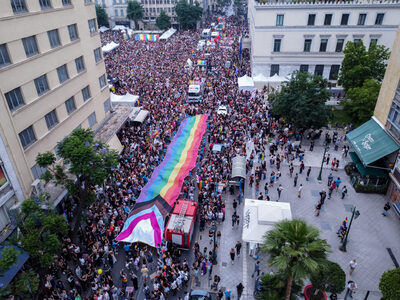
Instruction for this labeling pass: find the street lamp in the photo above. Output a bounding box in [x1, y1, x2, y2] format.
[317, 145, 330, 181]
[339, 206, 360, 252]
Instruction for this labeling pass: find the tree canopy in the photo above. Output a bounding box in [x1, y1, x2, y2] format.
[338, 41, 390, 92]
[257, 272, 302, 300]
[36, 128, 119, 233]
[95, 5, 109, 27]
[127, 0, 143, 29]
[344, 78, 381, 124]
[379, 268, 400, 300]
[310, 261, 346, 294]
[175, 0, 203, 30]
[262, 219, 331, 300]
[270, 71, 330, 129]
[156, 11, 171, 30]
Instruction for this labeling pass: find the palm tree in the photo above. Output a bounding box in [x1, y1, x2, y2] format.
[262, 219, 331, 300]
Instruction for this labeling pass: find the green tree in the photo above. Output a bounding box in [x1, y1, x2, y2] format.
[0, 246, 19, 275]
[262, 219, 331, 300]
[270, 71, 330, 129]
[156, 10, 171, 30]
[344, 78, 381, 124]
[36, 128, 119, 234]
[310, 261, 346, 294]
[13, 269, 39, 299]
[379, 268, 400, 300]
[95, 5, 109, 27]
[127, 0, 143, 30]
[175, 0, 203, 30]
[257, 272, 302, 300]
[14, 199, 68, 271]
[338, 41, 390, 92]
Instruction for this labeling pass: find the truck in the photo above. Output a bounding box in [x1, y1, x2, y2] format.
[187, 79, 205, 103]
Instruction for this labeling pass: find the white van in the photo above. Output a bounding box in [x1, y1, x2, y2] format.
[211, 31, 219, 39]
[201, 29, 211, 39]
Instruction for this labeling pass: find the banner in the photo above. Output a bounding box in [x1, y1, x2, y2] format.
[134, 34, 159, 41]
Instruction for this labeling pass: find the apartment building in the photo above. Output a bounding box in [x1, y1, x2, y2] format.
[0, 0, 112, 231]
[248, 0, 400, 84]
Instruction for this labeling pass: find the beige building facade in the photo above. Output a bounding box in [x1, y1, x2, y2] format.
[0, 0, 112, 230]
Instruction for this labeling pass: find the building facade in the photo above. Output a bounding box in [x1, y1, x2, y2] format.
[373, 26, 400, 206]
[248, 0, 400, 84]
[0, 0, 112, 230]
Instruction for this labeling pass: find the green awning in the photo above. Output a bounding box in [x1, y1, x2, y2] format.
[346, 119, 399, 166]
[349, 152, 388, 178]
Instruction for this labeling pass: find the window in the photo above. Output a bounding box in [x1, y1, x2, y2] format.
[47, 29, 61, 48]
[115, 9, 118, 16]
[314, 65, 324, 76]
[0, 44, 11, 68]
[319, 39, 328, 52]
[329, 65, 340, 80]
[84, 0, 92, 3]
[31, 163, 46, 180]
[88, 19, 97, 34]
[335, 39, 344, 52]
[354, 38, 361, 45]
[11, 0, 27, 13]
[270, 64, 279, 76]
[65, 97, 76, 114]
[273, 39, 281, 52]
[82, 86, 91, 101]
[68, 24, 79, 41]
[324, 14, 332, 25]
[358, 13, 366, 25]
[307, 14, 316, 26]
[300, 65, 309, 73]
[5, 87, 25, 111]
[303, 39, 312, 52]
[370, 38, 378, 48]
[57, 64, 69, 83]
[45, 110, 59, 130]
[120, 9, 124, 16]
[54, 145, 61, 161]
[88, 112, 97, 128]
[22, 36, 39, 57]
[62, 0, 71, 5]
[19, 126, 36, 149]
[276, 14, 284, 26]
[75, 56, 85, 73]
[99, 74, 106, 88]
[375, 13, 384, 25]
[104, 98, 111, 113]
[341, 13, 349, 25]
[94, 47, 102, 63]
[39, 0, 52, 9]
[34, 75, 49, 96]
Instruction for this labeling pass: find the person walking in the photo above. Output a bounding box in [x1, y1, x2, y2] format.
[224, 289, 232, 300]
[344, 280, 357, 299]
[306, 167, 311, 181]
[236, 282, 244, 299]
[349, 259, 357, 275]
[251, 261, 260, 278]
[328, 185, 334, 199]
[335, 159, 340, 171]
[327, 173, 334, 186]
[277, 184, 283, 201]
[229, 248, 235, 265]
[341, 185, 348, 199]
[264, 182, 269, 196]
[315, 200, 322, 216]
[233, 198, 238, 211]
[383, 202, 391, 216]
[299, 161, 305, 174]
[335, 177, 342, 191]
[320, 189, 327, 205]
[298, 184, 303, 198]
[235, 241, 242, 257]
[289, 164, 294, 177]
[326, 154, 331, 166]
[294, 173, 298, 187]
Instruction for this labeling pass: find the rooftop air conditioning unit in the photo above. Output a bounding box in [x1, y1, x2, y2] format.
[31, 179, 44, 196]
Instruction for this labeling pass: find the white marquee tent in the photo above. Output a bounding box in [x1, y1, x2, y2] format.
[99, 26, 109, 33]
[112, 25, 127, 31]
[159, 28, 177, 40]
[266, 74, 289, 83]
[102, 42, 119, 53]
[110, 93, 139, 107]
[238, 75, 255, 92]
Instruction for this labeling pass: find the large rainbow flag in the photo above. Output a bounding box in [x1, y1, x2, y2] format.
[134, 34, 159, 41]
[116, 115, 208, 247]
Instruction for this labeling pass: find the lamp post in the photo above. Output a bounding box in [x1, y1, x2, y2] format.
[339, 206, 360, 252]
[317, 145, 330, 181]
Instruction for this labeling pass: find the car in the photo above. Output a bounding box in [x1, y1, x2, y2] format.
[217, 105, 228, 115]
[189, 290, 211, 300]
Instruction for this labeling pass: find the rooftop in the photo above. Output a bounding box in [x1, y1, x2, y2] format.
[254, 0, 400, 6]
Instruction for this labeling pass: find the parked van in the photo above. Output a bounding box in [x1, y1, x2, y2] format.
[201, 29, 211, 39]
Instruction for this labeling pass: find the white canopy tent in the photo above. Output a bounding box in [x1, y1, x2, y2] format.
[253, 74, 269, 90]
[99, 26, 109, 33]
[110, 93, 139, 107]
[159, 28, 177, 40]
[112, 25, 127, 31]
[231, 156, 246, 179]
[266, 74, 289, 83]
[133, 110, 149, 123]
[242, 199, 292, 246]
[238, 75, 255, 92]
[102, 42, 119, 53]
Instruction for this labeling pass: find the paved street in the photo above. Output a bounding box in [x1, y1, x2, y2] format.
[192, 130, 400, 300]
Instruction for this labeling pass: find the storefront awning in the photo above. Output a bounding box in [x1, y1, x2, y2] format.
[349, 152, 388, 178]
[231, 156, 246, 179]
[0, 245, 29, 287]
[346, 119, 399, 166]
